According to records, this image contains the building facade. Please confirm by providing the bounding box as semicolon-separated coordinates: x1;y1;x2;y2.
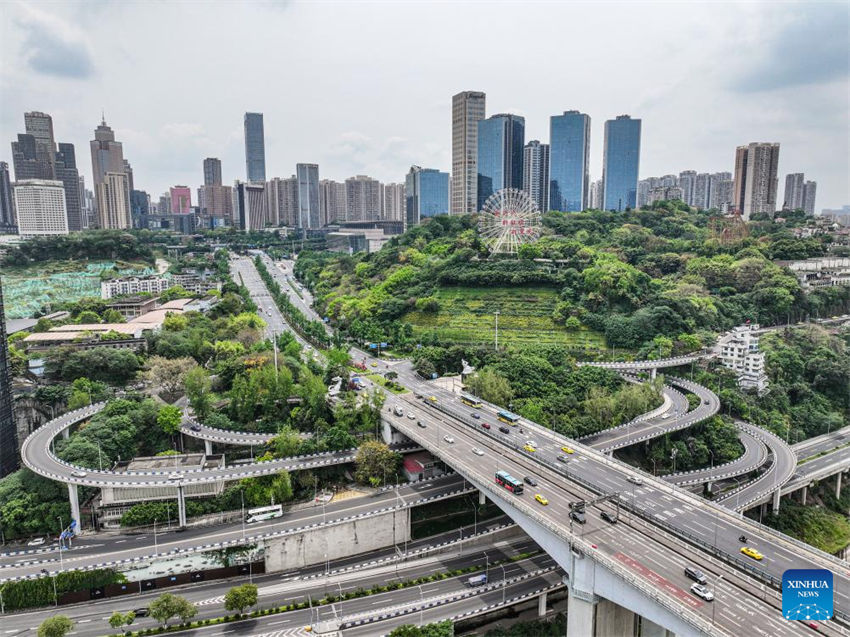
90;118;131;229
319;179;347;225
678;170;696;206
733;142;780;219
523;140;549;213
549;110;590;212
203;157;222;186
647;185;684;205
588;178;603;209
405;166;450;227
602;115;641;211
451;91;486;214
477;113;525;209
382;182;405;222
0;279;17;477
13;180;69;236
0;162;15;230
244;113;266;182
266;176;299;226
708;173;734;212
802;181;817;216
719;324;769;393
170;186;192;214
233;180;267;231
345;175;382;222
783;173;805;210
296;164;321;228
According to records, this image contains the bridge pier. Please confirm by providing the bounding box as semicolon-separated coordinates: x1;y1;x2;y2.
479;491;486;506
650;368;657;381
68;483;81;530
801;485;808;506
772;488;781;514
567;554;599;636
596;598;637;636
538;590;547;617
639;618;675;637
176;485;187;527
62;428;70;440
204;439;213;456
837;473;843;499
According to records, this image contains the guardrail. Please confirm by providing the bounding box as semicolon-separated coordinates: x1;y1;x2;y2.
663;425;769;486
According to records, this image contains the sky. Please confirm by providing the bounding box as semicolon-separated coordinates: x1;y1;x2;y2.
1;0;848;209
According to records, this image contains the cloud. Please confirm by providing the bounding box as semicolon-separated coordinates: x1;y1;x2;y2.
15;4;95;79
731;4;849;92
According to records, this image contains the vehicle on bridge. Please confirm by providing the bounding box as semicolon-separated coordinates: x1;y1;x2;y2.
467;573;488;587
460;393;483;408
247;504;284;523
740;546;763;560
535;493;549;506
497;410;520;425
495;470;524;494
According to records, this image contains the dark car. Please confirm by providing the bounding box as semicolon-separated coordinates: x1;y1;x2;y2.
481;422;491;430
417;420;426;428
133;608;149;617
600;510;618;524
524;476;538;487
189;424;201;432
499;426;510;434
556;454;569;463
569;510;586;525
684;567;707;585
471;412;480;419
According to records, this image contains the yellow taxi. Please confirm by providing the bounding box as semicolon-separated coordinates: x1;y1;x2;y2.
534;494;548;506
523;444;536;453
427;395;438;403
561;446;575;454
740;546;763;561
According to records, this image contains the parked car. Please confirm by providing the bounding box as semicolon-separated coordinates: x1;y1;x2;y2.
133;608;149;617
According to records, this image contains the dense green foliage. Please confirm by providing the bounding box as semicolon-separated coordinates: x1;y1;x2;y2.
0;569;123;611
1;231;155;266
0;468;72;538
45;347;141;385
482;614;566;636
762;482;850;554
149;593;197;626
38;616;73;637
388;621;454;637
224;584;258;614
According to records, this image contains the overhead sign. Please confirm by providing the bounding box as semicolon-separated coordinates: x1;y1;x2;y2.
783;569;833;621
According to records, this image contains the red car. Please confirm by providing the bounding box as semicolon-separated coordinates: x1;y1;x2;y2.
481;423;491;430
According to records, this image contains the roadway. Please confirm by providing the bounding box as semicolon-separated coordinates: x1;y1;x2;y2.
793;426;850;461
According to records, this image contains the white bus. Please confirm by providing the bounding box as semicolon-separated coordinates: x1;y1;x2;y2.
246;504;283;523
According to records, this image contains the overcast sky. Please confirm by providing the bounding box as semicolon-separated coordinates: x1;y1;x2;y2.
1;1;848;209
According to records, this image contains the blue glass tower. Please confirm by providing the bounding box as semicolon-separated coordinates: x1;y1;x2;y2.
602;115;641;211
244;112;266;182
477;114;525;209
549;111;590;212
405;166;449;227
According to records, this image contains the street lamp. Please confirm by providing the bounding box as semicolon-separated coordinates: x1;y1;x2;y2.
240;489;246;539
56;516;64;569
500;563;507;604
153;518;158;554
417;584;425;626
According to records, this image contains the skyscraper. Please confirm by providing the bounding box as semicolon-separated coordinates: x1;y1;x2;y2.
405;166;450;227
266;176;299;226
523;141;550;212
55;143;82;231
296;163;320;228
708;172;733;211
13;180;68;236
549;110;590;212
602;115;641;211
382;183;405;222
345;175;382;222
170;186;192;213
233;180;266;231
477;113;525;209
22;111;56;178
802;181;817;216
319;179;347;225
588;178;603;209
693;173;711;209
783;173;805;210
733;142;779;219
244;113;266;182
204;157;223;186
678;170;696;206
451;91;486;214
0;162;15;230
90;118;131;229
0;278;18;477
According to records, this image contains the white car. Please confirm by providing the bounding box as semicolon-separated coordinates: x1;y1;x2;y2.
407;412;416;419
472;447;484;456
168;472;183;481
443;435;455;444
626;475;643;486
71;470;87;478
690;583;714;601
27;537;46;547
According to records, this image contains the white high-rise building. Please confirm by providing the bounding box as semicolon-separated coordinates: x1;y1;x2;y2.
733;142;780;219
678;171;696;206
266;176;298;226
522;140;549;212
802;181;817;216
451;91;486;214
708;173;733;212
589;178;603;209
382;183;405;221
320;179;347;225
13;179;68;236
345;175;382;222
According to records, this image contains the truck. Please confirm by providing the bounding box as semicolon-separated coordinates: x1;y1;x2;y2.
467;574;488;587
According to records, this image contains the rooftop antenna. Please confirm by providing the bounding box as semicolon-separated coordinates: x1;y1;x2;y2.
101;109;106;126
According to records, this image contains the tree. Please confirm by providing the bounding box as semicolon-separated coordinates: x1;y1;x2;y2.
145;356;196;402
45;347;140;385
157;405;183;437
149;593;197;626
354;440;401;486
108;611;135;631
38;616;73;637
273;426;302;457
184;366;213;421
76;310;101;324
465;369;514;406
159;285;193;302
224;583;258;615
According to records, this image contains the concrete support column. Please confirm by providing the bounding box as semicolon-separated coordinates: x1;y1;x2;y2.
639;617;674;637
650;368;657;381
837;473;843;499
567;555;598;637
538;590;547;617
596;598;636;637
68;483;81;531
772;487;781;514
62;428;70;440
705;481;713;495
177;485;187;527
479;491;486;507
760;502;768;519
204;439;213;456
801;485;808;506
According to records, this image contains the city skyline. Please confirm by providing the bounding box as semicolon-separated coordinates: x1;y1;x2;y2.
0;2;847;209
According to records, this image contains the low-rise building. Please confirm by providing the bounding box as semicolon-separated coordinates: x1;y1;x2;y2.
106;296;158;319
718;323;769;394
402;451;444;482
781;257;850;290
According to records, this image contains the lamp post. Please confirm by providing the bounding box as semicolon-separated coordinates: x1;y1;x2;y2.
153;518;158;554
500;563;507;604
240;490;246;540
417;584;425;626
56;516;64;569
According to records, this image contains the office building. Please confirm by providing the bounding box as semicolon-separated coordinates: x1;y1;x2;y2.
11;112;56;181
732;142;780;219
0;162;15;230
233;180;266;231
13;179;69;236
0;279;18;477
405;166;450;227
451;91;486;214
477;113;525;209
382;183;405;222
678;170;696;206
709;173;733;212
123;159;134;193
80;178;95;229
244;113;266;182
802;181;817;216
784;173;805;210
549;111;590;212
345;175;382;222
589;178;603;209
296;163;320;228
90;118;132;229
203;157;222;186
55;143;82;231
523;140;549;212
320;179;347;225
170;186;191;214
602;115;641;211
130;190;150;217
266;176;299;226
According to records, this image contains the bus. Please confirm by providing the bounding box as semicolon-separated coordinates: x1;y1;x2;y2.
460;393;483;408
246;504;283;524
497;410;520;425
495;470;524;494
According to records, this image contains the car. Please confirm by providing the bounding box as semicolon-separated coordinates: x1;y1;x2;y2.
690;583;714;601
560;446;575;454
481;422;491;430
370;363;378;367
523;444;536;453
600;510;618;524
498;426;510;434
417;420;426;428
27;537;46;546
414;393;423;399
133;608;149;617
168;472;183;481
443;435;455;444
740;546;763;560
71;470;87;478
556;454;569;463
407;412;415;419
471;412;480;419
626;475;643;486
189;423;201;432
472;447;484;456
525;440;538;448
428;396;437;402
524;476;538;487
534;494;549;505
684;567;708;585
569;510;586;524
661;413;670;419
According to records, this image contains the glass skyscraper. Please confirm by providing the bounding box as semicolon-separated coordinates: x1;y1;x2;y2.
296;163;320;229
244;113;266;182
405;166;449;227
602;115;641;212
549;111;590;212
477;114;525;209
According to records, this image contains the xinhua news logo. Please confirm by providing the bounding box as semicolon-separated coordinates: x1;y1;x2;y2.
782;569;833;621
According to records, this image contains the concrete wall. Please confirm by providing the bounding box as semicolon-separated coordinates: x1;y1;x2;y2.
264;507;411;573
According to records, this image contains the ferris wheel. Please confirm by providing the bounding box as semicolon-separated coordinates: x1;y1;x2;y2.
477;188;542;254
